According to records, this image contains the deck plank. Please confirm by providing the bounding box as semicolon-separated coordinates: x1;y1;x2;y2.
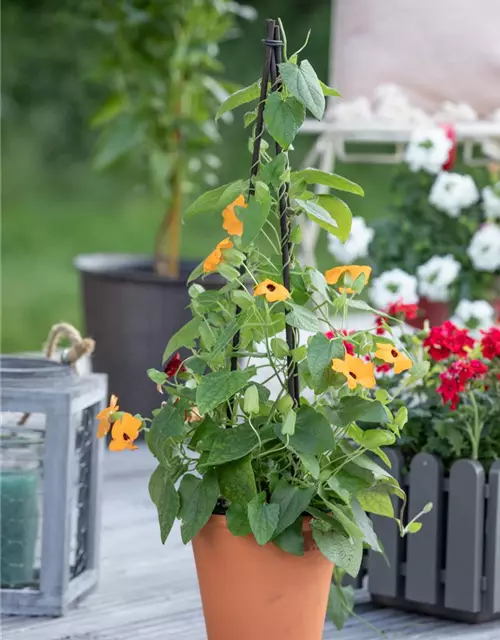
2;446;500;639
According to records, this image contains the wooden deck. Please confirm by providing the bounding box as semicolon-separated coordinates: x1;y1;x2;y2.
3;446;500;640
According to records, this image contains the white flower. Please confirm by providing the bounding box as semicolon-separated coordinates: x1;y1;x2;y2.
369;268;419;310
416;255;461;302
482;184;500;219
451;300;496;334
429;172;479;218
404;128;452;174
467;223;500;272
327;217;374;263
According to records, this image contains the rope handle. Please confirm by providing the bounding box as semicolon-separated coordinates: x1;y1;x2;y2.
17;323;95;426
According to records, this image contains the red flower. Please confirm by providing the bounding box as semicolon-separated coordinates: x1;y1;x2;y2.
423;321;475;362
480;327;500;360
376;363;391;374
164;352;186;378
375;299;419;335
437;358;488;410
325;329;354;355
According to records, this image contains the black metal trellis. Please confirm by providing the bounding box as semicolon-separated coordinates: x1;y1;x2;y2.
230;18;300;407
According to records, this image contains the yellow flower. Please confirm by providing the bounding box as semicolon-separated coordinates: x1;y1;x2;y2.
332;353;375;390
96;394;119;438
109;413;142;452
222;194;247;237
325;265;372;294
253;279;290;302
203;238;233;273
375;343;413;374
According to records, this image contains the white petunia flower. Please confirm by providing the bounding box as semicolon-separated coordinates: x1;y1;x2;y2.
416;255;461;302
369;268;419;310
482;184;500;219
467;223;500;272
429;172;479;218
404;128;453;174
451;299;496;334
327;217;374;263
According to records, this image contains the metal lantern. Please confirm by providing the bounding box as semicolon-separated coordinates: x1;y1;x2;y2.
0;355;107;616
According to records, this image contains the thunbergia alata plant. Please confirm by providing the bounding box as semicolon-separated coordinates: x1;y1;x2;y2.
96;20;427;621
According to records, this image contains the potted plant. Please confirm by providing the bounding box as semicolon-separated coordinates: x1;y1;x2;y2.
367;311;500;622
96;20;427;639
75;0;255;415
326;128;500;330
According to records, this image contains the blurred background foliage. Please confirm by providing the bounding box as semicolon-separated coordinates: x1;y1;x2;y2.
2;0;395;352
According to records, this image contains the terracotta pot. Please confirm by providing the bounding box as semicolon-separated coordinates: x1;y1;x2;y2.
407;297;450;329
192;515;333;640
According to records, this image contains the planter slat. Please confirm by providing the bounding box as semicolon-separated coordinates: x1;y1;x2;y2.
444;459;485;613
368;448;404;598
485;460;500;616
405;453;444;605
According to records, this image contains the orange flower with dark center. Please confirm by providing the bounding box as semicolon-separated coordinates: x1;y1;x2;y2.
222;194;247;237
203;238;233;273
332;353;375;390
253;279;290;302
96;394;119;438
325;265;372;294
109;413;142;452
375;343;413;374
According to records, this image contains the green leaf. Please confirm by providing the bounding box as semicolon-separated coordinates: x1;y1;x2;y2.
264;92;305;148
307;333;344;391
277;406;335;454
91;94;128;128
149;403;185;459
244;110;258;128
351;499;381;551
271;478;315;535
336;397;390;426
407;521;422;534
297;452;320;479
359;429;396;450
240;197;271;248
163;318;202;363
293;169;363;196
196;369;255;414
190;417;220;451
285;303;319;332
216;80;261;120
208;312;248;364
327;470;371;503
273;517;304;556
311;522;363;577
327;582;354;631
317;194;353;242
259;153;287;187
307;268;329;299
321;501;364;541
93;115;145;170
147;368;167;386
226;503;251;536
178;471;219;543
357;488;394;518
184;180;246;219
295;198;342;238
149;466;179;544
204;423;259;466
247;492;280;545
217;455;257;505
231;289;254;309
320;80;342;98
279;60;325;120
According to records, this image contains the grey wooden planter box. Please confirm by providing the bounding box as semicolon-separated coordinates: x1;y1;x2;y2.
367;449;500;623
0;355;107;616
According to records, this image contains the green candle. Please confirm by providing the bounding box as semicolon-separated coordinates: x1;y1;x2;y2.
0;468;39;588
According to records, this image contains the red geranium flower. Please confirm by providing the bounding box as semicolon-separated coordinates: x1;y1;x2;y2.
325;329;354;355
376;363;391;374
437;358;488;410
375;299;419;335
480;327;500;360
164;352;186;378
423;321;475;362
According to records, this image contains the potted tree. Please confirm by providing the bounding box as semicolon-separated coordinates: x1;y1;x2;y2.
96;20;426;639
367;311;500;622
75;0;255;414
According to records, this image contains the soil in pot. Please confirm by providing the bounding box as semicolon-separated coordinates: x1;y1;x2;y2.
75;254;222;416
192;515;333;640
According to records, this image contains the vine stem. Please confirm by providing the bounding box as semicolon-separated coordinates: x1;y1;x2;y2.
469;391;481;461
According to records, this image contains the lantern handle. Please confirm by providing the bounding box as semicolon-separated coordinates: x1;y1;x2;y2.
44;322;95;367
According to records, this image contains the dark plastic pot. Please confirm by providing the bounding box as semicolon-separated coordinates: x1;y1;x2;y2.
75;254;219;416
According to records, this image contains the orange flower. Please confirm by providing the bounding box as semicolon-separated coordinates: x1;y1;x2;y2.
325;265;372;294
253;279;290;302
222;194;247;237
109;413;142;452
332;353;375;390
96;394;119;438
203;238;233;273
375;343;413;374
